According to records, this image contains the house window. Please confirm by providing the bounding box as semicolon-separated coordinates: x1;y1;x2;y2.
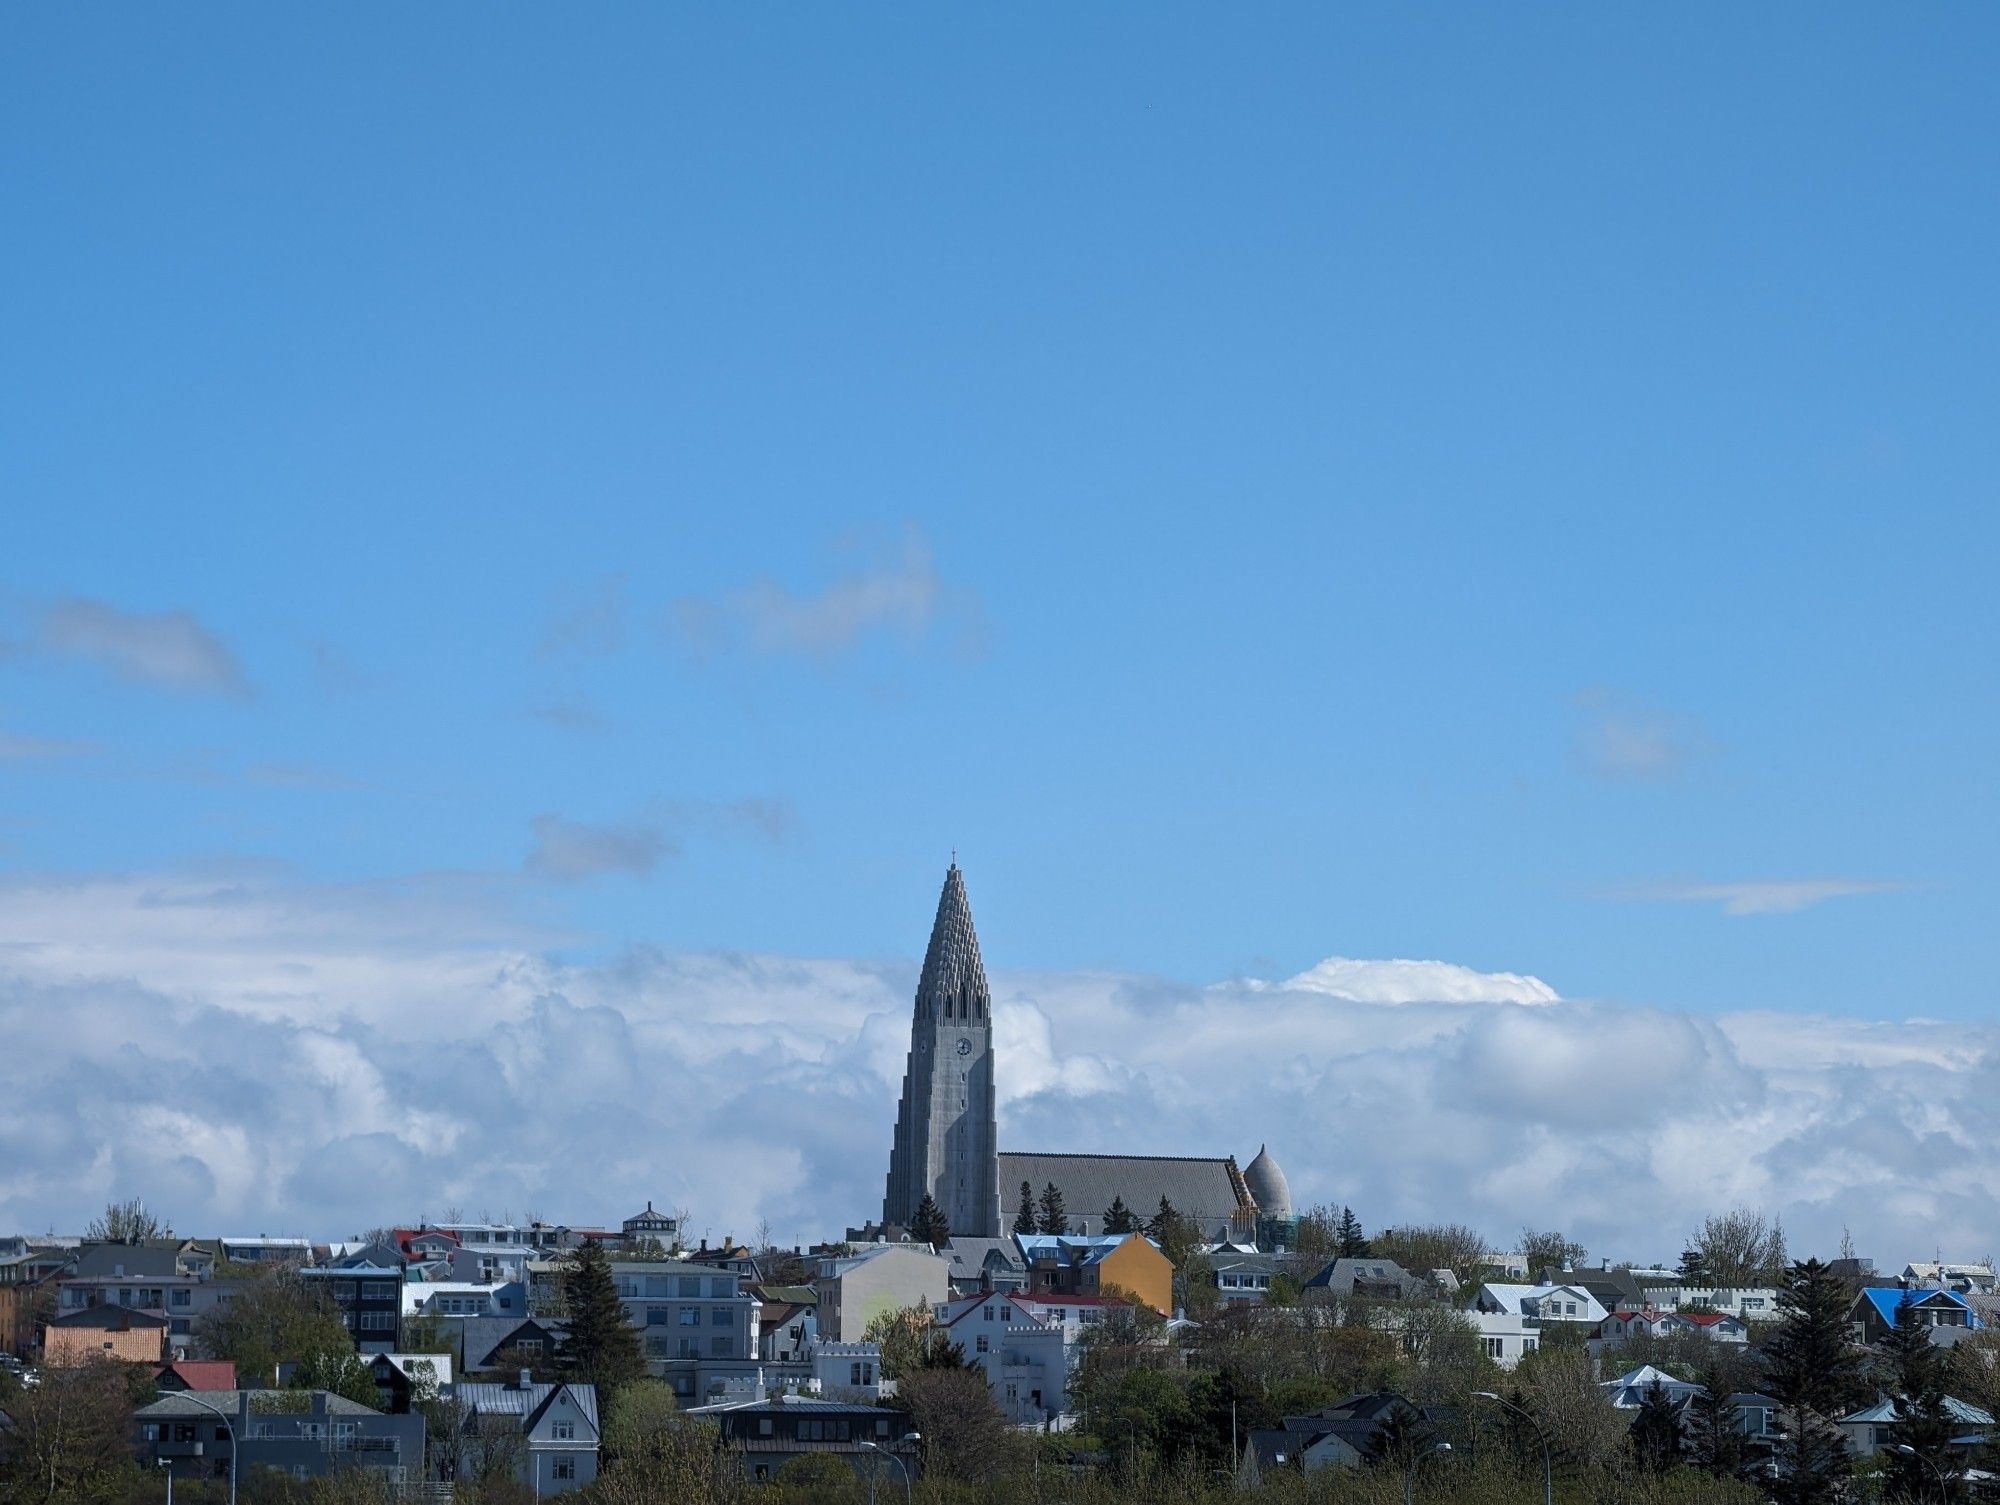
758;1418;773;1437
710;1278;732;1297
646;1309;671;1326
710;1336;729;1355
679;1309;699;1326
552;1459;575;1481
1001;1307;1012;1321
1485;1338;1504;1359
677;1278;702;1297
976;1335;990;1353
983;1306;994;1321
363;1282;398;1300
711;1308;731;1326
360;1312;396;1331
678;1339;697;1358
553;1421;575;1440
170;1289;192;1308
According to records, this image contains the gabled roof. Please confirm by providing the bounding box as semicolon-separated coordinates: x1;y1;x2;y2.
457;1380;600;1436
136;1390;383;1418
50;1303;169;1329
1857;1286;1981;1328
154;1360;238;1390
1841;1395;1994;1426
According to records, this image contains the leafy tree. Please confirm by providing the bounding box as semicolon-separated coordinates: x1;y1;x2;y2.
1372;1223;1488;1286
1336;1206;1370;1258
1884;1298;1956;1503
910;1192;950;1249
1102;1195;1138;1234
1520;1227;1588;1278
1036;1181;1069;1235
1630;1378;1685;1472
598;1378;682;1465
900;1366;1017;1481
1691;1208;1787;1287
399;1310;458;1357
84;1196;169;1244
1765;1258;1865;1505
1012;1181;1037;1236
0;1358;142;1504
561;1239;645;1398
290;1346;382;1407
863;1302;935;1381
194;1265;353;1383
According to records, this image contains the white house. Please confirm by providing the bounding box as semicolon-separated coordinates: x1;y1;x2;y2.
455;1377;601;1495
1469;1309;1541;1369
1469;1283;1608;1328
403;1280;526;1320
1597;1308;1748;1345
1638;1286;1781;1322
1903;1263;1999;1296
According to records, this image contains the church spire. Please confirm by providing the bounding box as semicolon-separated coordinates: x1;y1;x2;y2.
914;860;990;1022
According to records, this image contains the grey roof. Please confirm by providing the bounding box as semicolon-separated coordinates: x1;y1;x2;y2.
940;1237;1023;1282
997;1153;1252;1236
52;1303;168;1328
136;1390;382;1417
461;1315;563;1371
72;1243;184;1279
458;1380;600;1434
689;1396;893;1416
1302;1258;1427;1299
914;863;990;1023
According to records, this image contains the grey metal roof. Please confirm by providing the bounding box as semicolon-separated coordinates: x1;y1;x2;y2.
941;1237;1022;1281
457;1380;600;1434
460;1315;563;1371
136;1390;382;1417
998;1153;1252;1236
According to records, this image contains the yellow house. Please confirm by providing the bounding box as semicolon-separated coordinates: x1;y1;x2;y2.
1018;1233;1174;1315
43;1304;168;1367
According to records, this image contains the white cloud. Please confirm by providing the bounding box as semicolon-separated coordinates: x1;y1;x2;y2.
667;529;965;662
2;867;1997;1263
1270;956;1558;1005
35;596;251;698
1614;878;1907;916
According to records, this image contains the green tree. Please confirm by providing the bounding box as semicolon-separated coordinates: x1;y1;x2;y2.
1102;1195;1137;1234
1520;1227;1587;1278
1336;1206;1370;1258
909;1192;949;1248
862;1302;935;1381
1012;1181;1037;1236
1630;1378;1684;1472
1360;1398;1431;1471
1765;1258;1864;1505
1884;1298;1956;1503
194;1265;353;1383
561;1240;645;1398
1036;1181;1069;1235
1686;1366;1751;1482
290;1345;382;1407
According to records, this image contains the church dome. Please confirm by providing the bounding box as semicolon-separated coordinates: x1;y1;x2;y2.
1244;1144;1291;1220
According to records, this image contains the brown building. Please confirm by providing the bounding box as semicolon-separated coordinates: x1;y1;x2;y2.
44;1303;169;1366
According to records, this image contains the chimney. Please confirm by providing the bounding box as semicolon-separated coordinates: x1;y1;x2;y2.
519;1368;532;1390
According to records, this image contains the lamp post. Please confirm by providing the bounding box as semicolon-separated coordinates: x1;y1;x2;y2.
1473;1392;1550;1505
176;1392;238;1505
860;1431;920;1505
158;1458;173;1505
1404;1439;1452;1505
1891;1443;1952;1504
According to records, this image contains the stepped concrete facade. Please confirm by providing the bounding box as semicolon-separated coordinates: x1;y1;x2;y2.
881;863;1000;1239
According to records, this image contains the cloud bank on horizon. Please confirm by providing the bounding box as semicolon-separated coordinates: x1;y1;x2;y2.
1;866;1992;1264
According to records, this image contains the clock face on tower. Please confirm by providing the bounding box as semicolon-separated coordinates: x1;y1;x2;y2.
956;1037;972;1056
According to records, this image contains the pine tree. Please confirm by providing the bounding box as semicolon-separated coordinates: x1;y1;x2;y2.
1147;1196;1179;1240
1012;1181;1037;1236
1037;1182;1069;1235
1687;1366;1750;1481
911;1193;950;1249
1335;1206;1369;1258
1884;1298;1955;1503
1360;1400;1428;1470
1765;1258;1862;1505
561;1240;645;1398
1630;1378;1684;1473
1102;1195;1136;1235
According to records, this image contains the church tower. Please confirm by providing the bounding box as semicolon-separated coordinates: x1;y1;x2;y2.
882;862;1000;1239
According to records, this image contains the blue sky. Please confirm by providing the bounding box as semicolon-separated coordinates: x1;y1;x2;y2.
6;2;1998;1034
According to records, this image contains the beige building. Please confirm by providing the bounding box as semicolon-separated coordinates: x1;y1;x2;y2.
815;1244;951;1341
44;1304;168;1366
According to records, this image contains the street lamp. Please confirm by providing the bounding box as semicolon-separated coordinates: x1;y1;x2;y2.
1473;1392;1550;1505
1891;1443;1952;1504
860;1431;920;1505
1405;1439;1452;1505
176;1391;238;1505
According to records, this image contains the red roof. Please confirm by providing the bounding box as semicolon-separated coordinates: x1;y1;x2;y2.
1683;1312;1737;1328
393;1227;461;1254
155;1360;238;1390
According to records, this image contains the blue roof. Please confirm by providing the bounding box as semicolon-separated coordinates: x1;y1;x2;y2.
1859;1286;1983;1330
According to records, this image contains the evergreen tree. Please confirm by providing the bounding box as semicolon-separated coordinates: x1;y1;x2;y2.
562;1240;645;1398
910;1193;950;1249
1335;1206;1369;1258
1884;1298;1956;1503
1012;1181;1037;1236
1037;1182;1069;1235
1630;1378;1684;1473
1147;1196;1179;1240
1687;1366;1750;1481
1102;1195;1137;1235
1765;1258;1863;1505
1360;1399;1429;1470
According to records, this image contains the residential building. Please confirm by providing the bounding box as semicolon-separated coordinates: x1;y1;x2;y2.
939;1236;1026;1298
218;1237;312;1265
367;1351;452;1412
53;1271;228;1357
300;1261;404;1354
621;1202;681;1248
1468;1309;1540;1369
1236;1392;1451;1486
133;1389;423;1488
882;862;1001;1239
403;1279;526;1321
44;1304;168;1365
1015;1233;1173;1315
462;1315;566;1377
450;1243;534;1284
1597;1307;1748;1345
0;1244;70;1358
456;1376;601;1495
1601;1364;1704;1410
933;1292;1082;1423
154;1359;237;1391
1638;1285;1782;1322
687;1392;918;1485
815;1244;951;1342
754;1297;817;1362
1300;1258;1430;1304
1903;1262;1999;1296
611;1258;760;1401
1849;1285;1983;1345
1470;1282;1609;1329
1838;1394;1993;1457
1211;1251;1294;1306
